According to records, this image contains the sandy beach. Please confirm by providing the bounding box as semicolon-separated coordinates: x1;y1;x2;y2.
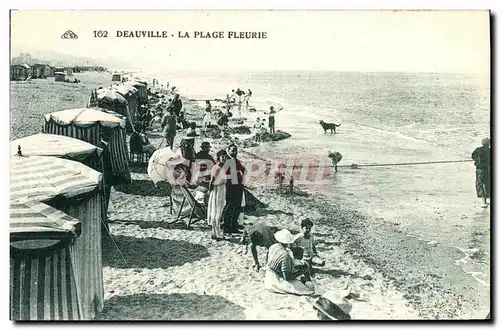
10;71;489;320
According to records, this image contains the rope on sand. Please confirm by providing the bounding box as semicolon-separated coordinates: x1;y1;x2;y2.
335;159;473;169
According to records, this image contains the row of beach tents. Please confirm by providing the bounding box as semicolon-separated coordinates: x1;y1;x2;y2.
9;79;148;320
89;78;149;132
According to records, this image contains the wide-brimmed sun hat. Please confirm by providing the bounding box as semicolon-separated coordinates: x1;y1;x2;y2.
274;229;295;244
313;289;352;320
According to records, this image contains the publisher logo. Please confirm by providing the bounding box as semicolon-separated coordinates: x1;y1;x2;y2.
61;30;78;39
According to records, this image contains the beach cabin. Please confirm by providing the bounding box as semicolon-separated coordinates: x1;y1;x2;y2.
10;155;105;320
30;64;45;79
111;73;123;83
11;64;32;80
54;71;66;82
43;65;54;77
44;107;132;185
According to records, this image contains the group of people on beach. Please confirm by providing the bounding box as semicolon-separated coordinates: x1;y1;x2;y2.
167;124;328;298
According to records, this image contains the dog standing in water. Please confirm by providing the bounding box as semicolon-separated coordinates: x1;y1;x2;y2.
328;151;343;172
319;120;341;135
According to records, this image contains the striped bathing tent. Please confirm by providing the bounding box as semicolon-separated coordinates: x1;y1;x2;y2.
129;79;148;104
10;133;101;171
97;86;137;132
10;199;82;320
10;155;105;320
43;107;131;185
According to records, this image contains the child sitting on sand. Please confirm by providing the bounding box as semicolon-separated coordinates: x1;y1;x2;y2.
292;218;325;268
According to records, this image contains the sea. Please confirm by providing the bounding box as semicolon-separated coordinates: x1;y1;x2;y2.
143;70;491;314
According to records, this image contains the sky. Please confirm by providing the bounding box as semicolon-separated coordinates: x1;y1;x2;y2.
10;10;490;73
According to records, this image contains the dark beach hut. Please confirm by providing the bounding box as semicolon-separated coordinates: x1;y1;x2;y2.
54;72;66;82
31;64;45;79
11;64;30;80
10;155;104;320
43;107;132;185
43;65;54;78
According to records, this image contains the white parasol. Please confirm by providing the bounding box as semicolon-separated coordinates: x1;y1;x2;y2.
147;147;191;186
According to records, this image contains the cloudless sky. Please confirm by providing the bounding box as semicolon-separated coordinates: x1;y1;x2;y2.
10;10;490;73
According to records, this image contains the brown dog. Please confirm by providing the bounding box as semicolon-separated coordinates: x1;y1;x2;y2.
319;120;341;135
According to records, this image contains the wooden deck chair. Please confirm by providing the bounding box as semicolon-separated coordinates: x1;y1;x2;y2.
176;186;207;228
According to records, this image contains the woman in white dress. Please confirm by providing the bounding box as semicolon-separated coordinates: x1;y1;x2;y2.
207;149;228;240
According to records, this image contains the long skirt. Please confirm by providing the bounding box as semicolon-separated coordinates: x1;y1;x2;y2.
207;184;226;238
476;168;490;198
264;270;315;296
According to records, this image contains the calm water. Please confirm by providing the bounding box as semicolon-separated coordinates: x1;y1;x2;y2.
147;70;491;292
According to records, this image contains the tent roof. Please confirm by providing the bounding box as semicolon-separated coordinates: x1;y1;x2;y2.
116;83;138;96
10;155;102;203
97;88;128;104
10;199;81;241
10;133;100;160
44;107;126;128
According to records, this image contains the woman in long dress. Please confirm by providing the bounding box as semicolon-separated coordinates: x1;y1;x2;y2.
207;149;228;240
472;137;491;207
265;229;315;296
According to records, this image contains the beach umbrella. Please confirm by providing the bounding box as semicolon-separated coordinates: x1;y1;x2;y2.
97;88;127;104
10;198;81;242
10;133;100;161
10;154;102;203
147;147;190;185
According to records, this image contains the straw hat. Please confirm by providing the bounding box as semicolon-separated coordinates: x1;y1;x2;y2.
313;289;352;320
274;229;295;244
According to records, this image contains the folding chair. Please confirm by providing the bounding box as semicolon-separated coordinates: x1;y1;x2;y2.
176;186;207;228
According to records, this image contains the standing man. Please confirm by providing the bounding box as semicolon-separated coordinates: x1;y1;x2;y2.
195;142;216;188
472;137;491;207
223;144;246;234
99;129;114;234
267;106;283;135
171;93;183;117
161;109;177;150
245;89;253;110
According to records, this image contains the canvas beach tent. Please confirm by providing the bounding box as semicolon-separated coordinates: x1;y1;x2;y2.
96;87;136;132
128;79;148;105
10;155;105;320
10;199;82;320
43;107;132;185
10;133;101;169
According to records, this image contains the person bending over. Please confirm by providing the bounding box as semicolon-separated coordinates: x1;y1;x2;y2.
239;223;279;272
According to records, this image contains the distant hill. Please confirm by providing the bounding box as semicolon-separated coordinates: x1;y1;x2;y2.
10;48;137;71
